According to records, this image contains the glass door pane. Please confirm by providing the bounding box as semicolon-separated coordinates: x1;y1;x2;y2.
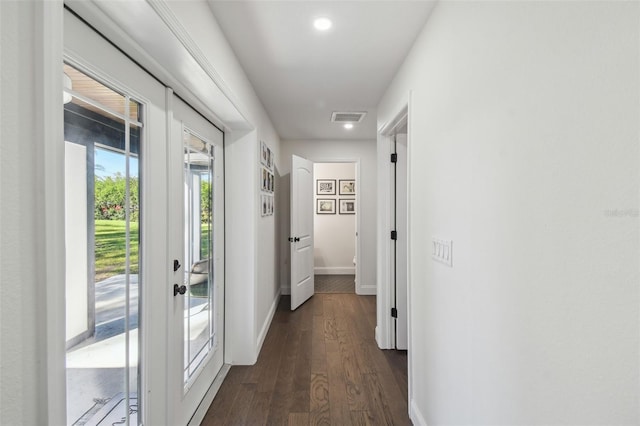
64;63;142;425
183;131;216;384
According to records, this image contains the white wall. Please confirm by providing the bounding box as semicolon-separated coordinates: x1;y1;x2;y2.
280;139;376;295
64;142;88;342
1;1;66;424
313;163;356;275
1;4;43;423
378;1;639;424
256;138;281;356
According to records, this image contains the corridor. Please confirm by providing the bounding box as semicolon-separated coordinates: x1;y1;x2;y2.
202;294;409;425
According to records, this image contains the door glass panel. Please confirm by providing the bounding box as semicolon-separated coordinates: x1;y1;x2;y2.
64;62;141;425
183;130;216;385
64;64;130;123
129;100;141;122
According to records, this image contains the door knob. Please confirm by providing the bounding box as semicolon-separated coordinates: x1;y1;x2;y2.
173;284;187;296
294;237;300;242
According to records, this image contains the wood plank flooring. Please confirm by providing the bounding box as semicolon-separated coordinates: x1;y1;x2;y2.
314;275;355;294
201;294;410;426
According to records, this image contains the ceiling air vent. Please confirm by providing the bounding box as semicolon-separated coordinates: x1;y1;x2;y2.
331;111;367;123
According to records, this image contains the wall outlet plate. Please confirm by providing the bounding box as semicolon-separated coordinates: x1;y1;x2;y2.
431;238;453;267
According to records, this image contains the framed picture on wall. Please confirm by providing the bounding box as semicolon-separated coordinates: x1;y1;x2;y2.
316;179;336;195
339;199;356;214
261;167;268;191
261;194;274;217
339;179;355;196
260;141;268;167
316;199;336;214
261;194;268;217
260;140;274;171
267;147;273;170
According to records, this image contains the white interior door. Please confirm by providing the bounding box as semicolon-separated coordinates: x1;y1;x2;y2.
169;95;225;424
395;134;408;350
290;155;315;310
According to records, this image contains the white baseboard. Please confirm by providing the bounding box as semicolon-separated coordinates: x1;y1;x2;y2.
356;285;376;295
256;289;281;355
188;363;230;426
375;325;392;349
410;399;428;426
314;267;355;275
280;286;290;295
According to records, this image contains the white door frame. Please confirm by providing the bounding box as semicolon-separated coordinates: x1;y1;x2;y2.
377;100;410;349
41;2;67;424
376;99;411;349
376;92;413;403
394;134;409;350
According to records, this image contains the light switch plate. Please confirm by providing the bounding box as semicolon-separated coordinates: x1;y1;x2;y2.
432;238;453;267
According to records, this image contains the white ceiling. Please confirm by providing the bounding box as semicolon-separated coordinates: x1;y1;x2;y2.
207;1;435;141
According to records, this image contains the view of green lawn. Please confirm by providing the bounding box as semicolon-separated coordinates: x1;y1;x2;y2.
95;220;211;281
95;220;139;281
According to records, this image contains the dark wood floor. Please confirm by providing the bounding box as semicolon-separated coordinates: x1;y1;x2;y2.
201;294;410;425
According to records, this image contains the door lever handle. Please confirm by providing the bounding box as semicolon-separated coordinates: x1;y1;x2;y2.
173;284;187;296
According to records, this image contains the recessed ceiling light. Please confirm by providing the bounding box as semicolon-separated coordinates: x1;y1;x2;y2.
344;123;354;130
314;17;332;31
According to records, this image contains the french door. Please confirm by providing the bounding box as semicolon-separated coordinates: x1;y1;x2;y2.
64;9;224;425
168;96;225;425
64;9;168;425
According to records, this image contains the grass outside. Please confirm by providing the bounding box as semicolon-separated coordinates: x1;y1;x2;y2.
95;220;139;281
95;220;211;281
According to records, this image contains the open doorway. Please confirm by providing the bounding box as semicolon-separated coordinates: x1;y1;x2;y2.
313;162;358;293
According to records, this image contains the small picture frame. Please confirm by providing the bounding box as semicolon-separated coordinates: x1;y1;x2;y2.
261;167;269;191
339;179;355;196
260;141;268;167
316;199;336;214
339;199;356;214
260;167;275;193
267;148;273;170
261;194;268;216
316;179;336;195
260;141;274;171
261;194;274;216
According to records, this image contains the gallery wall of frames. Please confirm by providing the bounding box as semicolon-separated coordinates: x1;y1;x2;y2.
259;141;275;217
315;178;356;215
